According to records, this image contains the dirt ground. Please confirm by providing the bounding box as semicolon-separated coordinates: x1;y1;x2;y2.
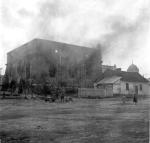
0;97;149;143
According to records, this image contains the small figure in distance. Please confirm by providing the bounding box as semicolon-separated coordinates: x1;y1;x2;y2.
60;87;65;102
122;94;126;104
133;94;138;105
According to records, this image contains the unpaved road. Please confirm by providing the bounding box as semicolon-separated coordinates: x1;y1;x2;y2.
0;97;149;143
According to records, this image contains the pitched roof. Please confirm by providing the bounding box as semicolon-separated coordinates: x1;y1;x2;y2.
103;69;148;83
96;76;121;84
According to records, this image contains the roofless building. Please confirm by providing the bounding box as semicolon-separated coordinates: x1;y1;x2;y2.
5;38;102;88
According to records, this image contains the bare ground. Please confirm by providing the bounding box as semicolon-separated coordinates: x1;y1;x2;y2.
0;97;149;143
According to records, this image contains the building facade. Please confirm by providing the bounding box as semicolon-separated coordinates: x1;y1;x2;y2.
5;38;102;87
101;64;117;73
95;64;149;96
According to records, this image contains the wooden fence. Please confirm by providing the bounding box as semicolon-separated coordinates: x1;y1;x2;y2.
78;88;113;98
78;88;104;98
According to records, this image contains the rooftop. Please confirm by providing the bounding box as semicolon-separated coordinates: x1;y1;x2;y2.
96;76;122;84
102;69;148;83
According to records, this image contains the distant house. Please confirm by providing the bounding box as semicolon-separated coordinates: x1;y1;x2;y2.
95;64;149;96
101;64;117;73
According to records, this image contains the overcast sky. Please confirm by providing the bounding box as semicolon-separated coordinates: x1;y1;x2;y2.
1;0;150;77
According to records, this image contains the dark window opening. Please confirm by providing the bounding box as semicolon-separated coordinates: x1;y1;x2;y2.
140;84;142;91
49;65;56;77
126;83;129;90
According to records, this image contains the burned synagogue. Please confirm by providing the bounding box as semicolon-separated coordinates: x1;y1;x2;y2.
4;38;102;90
1;0;150;142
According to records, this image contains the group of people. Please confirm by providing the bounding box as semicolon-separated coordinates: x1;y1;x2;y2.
43;83;71;103
122;94;138;104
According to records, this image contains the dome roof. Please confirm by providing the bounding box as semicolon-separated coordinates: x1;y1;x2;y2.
127;64;139;73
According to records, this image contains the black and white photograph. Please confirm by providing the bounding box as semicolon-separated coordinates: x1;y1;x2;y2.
0;0;150;142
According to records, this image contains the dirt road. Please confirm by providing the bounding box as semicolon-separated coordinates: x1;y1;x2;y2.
0;97;149;143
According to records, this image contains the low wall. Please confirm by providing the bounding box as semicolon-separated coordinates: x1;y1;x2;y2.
78;88;105;98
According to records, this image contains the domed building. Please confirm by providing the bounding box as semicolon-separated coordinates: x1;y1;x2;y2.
127;64;139;73
94;63;149;97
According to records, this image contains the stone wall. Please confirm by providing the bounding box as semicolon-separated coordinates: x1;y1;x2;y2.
5;39;102;87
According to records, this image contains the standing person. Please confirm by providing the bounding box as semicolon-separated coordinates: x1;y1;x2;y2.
122;95;126;104
43;82;48;97
133;94;138;104
10;79;17;95
133;86;138;105
60;88;65;102
55;87;59;100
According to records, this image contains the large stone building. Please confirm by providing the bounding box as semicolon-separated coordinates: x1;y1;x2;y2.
5;38;102;87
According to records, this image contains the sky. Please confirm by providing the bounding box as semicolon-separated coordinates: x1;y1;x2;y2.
1;0;150;77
